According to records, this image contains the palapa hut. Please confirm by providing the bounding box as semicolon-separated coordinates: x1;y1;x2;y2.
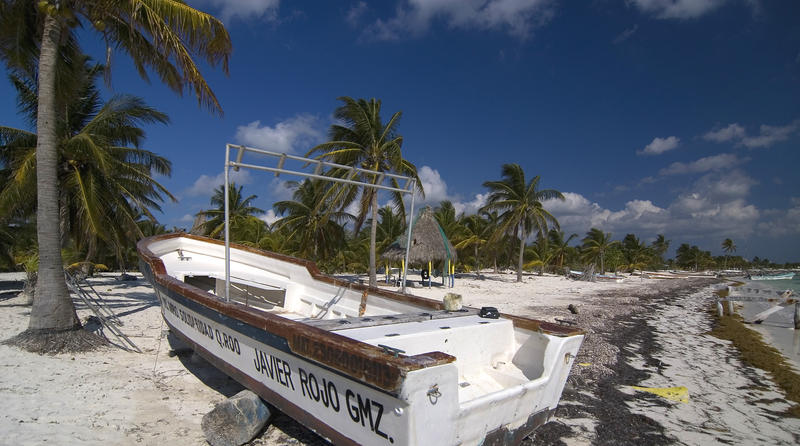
381;207;456;287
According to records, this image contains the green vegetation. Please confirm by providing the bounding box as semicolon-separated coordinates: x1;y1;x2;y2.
710;288;800;417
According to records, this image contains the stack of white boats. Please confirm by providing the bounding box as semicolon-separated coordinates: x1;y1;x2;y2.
138;233;585;446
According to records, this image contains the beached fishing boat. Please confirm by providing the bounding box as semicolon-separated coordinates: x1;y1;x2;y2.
137;233;584;446
594;274;625;283
748;272;795;281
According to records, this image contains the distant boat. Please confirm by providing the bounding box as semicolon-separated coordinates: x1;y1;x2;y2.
748;272;795;281
594;274;625;283
138;233;585;446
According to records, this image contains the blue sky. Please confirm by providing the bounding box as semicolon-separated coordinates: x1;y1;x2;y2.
1;0;799;262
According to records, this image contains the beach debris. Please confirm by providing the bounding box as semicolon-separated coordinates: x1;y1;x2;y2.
568;304;579;314
443;292;463;311
578;362;591;367
631;385;689;403
201;390;272;446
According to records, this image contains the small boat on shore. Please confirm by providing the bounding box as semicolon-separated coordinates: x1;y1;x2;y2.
748;272;795;281
137;233;584;446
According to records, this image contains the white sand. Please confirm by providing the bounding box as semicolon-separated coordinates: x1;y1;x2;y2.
1;272;798;445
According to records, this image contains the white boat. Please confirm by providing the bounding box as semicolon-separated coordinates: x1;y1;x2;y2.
748;272;795;281
594;274;625;283
138;233;584;445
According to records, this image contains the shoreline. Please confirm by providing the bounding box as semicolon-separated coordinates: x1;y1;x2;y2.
2;272;800;444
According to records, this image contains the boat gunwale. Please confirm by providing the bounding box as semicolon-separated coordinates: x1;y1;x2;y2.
137;233;584;393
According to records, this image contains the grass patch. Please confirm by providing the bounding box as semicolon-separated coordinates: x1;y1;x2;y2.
709;287;800;417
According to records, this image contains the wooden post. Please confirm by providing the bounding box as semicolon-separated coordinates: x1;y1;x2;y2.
428;261;432;288
727;300;734;315
717;301;724;317
794;302;800;330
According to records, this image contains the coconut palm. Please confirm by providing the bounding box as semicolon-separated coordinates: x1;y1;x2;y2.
722;238;736;269
548;229;577;270
375;205;406;253
434;201;464;242
195;183;263;240
581;228;619;274
0;0;231;351
1;59;175;268
307;97;423;286
273;179;353;262
454;213;490;277
620;234;652;272
650;234;670;267
481;164;564;282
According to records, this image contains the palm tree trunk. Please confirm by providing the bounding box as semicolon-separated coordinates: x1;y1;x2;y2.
368;191;378;287
600;252;605;274
29;14;81;332
517;226;525;282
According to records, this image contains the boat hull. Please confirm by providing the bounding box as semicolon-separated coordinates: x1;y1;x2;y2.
138;234;583;445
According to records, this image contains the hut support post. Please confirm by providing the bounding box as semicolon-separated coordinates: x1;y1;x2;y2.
428;261;432;288
794;303;799;330
401;188;416;293
443;260;447;286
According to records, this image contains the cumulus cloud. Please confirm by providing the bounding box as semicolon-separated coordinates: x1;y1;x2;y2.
235;114;323;154
702;120;799;149
543;170;763;245
194;0;280;23
259;209;280;226
628;0;728;19
185;170;253;197
637;136;680;155
659;153;747;175
363;0;557;41
406;165;487;216
757;198;800;236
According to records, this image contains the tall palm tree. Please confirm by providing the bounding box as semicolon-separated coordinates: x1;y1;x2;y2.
481;164;564;282
195;183;263;240
273;179;353;262
721;238;736;269
454;213;490;277
1;59;175;266
0;0;231;351
620;233;652;272
375;205;406;253
650;234;670;267
307;97;423;286
548;229;577;271
581;228;619;274
433;201;464;241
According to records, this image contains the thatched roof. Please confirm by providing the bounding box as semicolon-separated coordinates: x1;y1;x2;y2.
381;207;456;264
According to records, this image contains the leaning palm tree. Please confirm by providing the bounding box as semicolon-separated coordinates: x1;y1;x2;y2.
195;183;263;240
0;59;175;268
307;97;423;286
481;164;564;282
0;0;231;352
581;228;619;274
721;238;736;269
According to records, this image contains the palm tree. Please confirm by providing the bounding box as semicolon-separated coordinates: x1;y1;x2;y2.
195;183;263;240
1;59;175;267
433;201;464;241
650;234;670;268
722;238;736;270
481;164;564;282
375;205;406;253
0;0;231;351
581;228;619;274
454;213;490;277
620;234;652;272
273;179;353;262
548;229;577;271
307;97;423;286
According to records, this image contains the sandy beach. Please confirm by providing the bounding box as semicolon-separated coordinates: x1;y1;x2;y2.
1;271;799;445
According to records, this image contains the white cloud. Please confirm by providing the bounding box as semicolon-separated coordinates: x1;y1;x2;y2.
346;1;368;25
185;170;253;197
613;24;639;44
628;0;728;19
194;0;280;23
659;153;747;175
179;214;195;223
364;0;556;41
235;114;323;154
637;136;680;155
259;209;280;226
418;165;450;204
702;123;746;143
702;120;799;149
757;198;800;236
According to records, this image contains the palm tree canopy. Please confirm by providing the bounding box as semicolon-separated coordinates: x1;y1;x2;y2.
195;183;263;239
0;57;174;258
481;163;564;240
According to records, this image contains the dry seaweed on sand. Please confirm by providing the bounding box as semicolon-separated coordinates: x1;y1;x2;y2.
2;326;108;354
